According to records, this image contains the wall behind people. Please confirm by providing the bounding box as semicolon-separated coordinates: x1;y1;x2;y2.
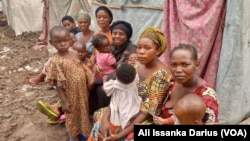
91;0;165;44
216;0;250;124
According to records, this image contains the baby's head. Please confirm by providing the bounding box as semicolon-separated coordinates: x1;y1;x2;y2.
128;53;138;65
72;41;87;62
49;25;70;53
116;63;136;84
92;33;110;53
173;94;206;125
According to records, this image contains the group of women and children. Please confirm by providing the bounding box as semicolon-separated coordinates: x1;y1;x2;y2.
27;5;219;141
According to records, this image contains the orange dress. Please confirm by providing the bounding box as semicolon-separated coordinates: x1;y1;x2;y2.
94;29;113;43
45;54;94;137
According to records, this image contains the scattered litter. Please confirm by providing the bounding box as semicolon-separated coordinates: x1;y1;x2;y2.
0;46;10;54
24;65;39;72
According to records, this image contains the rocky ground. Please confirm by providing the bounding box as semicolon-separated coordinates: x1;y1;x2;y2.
0;12;68;141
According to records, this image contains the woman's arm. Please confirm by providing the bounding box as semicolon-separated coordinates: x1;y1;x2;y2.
153;115;175;125
105;111;149;141
99;107;112;138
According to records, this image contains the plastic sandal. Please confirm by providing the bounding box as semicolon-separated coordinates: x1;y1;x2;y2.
36;101;59;120
47;117;59;125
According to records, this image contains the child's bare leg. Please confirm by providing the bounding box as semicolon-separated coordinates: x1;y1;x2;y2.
28;73;46;85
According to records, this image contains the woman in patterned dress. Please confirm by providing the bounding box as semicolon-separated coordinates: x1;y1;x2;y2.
87;27;172;141
153;43;219;125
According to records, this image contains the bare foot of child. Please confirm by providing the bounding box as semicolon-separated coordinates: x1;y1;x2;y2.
28;73;46;85
44;103;61;116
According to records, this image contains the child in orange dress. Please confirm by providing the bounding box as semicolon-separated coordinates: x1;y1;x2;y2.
45;25;94;141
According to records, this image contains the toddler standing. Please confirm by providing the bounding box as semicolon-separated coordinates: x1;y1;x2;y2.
45;25;93;141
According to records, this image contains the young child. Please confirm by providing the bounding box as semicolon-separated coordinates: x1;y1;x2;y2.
72;41;94;71
37;40;95;124
91;33;117;79
173;93;206;125
127;53;138;66
28;31;78;85
45;25;93;141
88;63;141;141
28;15;79;85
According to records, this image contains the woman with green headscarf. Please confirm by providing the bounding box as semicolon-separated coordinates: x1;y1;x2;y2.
87;27;172;141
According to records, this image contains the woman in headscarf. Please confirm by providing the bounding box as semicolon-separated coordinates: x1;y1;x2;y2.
110;20;136;63
75;10;95;57
88;27;172;141
89;20;137;115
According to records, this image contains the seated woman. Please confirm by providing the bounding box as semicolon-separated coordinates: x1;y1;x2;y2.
89;20;137;114
61;15;81;35
153;43;219;125
87;27;172;141
75;10;95;58
93;6;113;43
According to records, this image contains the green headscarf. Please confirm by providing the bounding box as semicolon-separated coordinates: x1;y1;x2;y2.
140;27;167;57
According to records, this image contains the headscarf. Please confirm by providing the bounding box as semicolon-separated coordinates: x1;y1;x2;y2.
110;20;133;40
95;6;113;24
76;9;91;24
140;27;167;57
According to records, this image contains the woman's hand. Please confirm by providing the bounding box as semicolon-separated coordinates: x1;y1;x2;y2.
153;115;165;125
99;119;111;139
104;134;119;141
93;64;102;75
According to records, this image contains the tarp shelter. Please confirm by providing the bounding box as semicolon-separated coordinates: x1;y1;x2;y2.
2;0;250;124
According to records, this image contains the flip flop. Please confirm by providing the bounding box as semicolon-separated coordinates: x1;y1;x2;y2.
36;101;58;119
47;118;59;125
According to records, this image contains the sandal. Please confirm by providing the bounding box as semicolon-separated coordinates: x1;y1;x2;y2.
47;117;59;125
36;101;59;119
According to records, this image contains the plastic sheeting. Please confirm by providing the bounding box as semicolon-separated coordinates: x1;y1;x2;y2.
48;0;94;30
216;0;250;124
90;0;164;43
2;0;93;36
2;0;43;36
3;0;164;44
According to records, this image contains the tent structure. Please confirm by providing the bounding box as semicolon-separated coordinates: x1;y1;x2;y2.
2;0;250;124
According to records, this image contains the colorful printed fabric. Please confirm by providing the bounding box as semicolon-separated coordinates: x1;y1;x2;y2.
162;80;219;124
138;69;172;117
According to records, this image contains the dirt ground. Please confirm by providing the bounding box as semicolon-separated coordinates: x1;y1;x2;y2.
0;12;68;141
